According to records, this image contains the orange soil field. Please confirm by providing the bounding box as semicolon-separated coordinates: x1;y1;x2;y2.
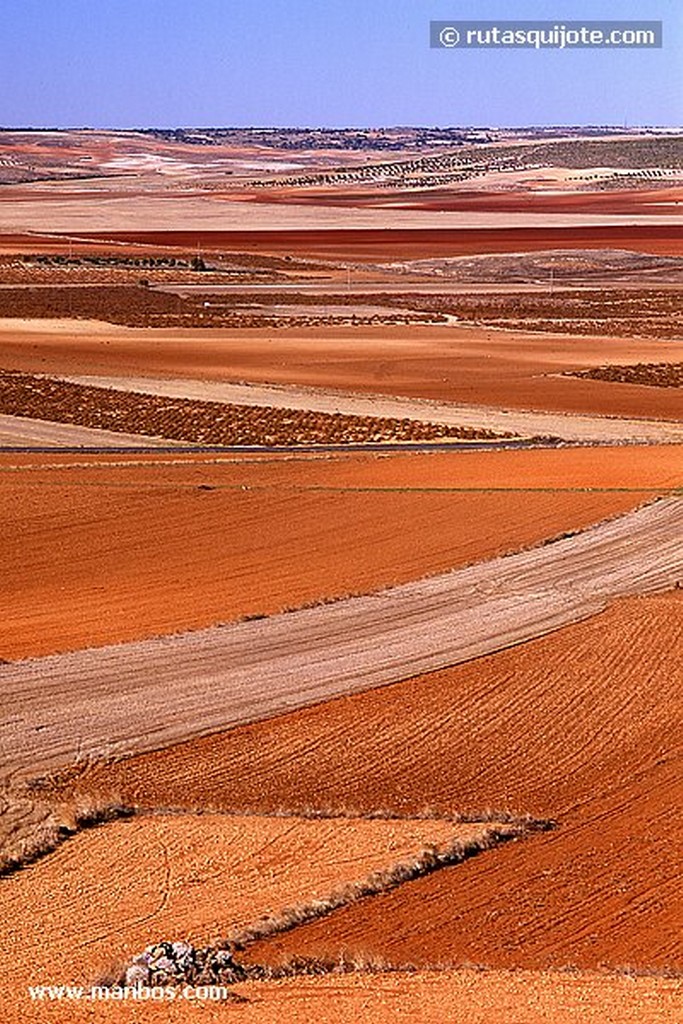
180;971;683;1024
64;593;682;972
0;452;658;659
2;319;683;421
11;968;683;1024
6;441;681;487
0;813;480;1023
74;225;683;259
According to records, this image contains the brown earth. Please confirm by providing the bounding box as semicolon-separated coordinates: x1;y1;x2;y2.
60;592;682;972
568;361;683;388
242;185;683;215
5;498;680;795
56;373;683;443
183;971;683;1023
13;968;683;1024
2;318;683;422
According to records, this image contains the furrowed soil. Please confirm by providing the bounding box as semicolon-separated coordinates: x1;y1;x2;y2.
2;317;683;422
567;361;683;388
0;813;486;1023
0;369;506;447
4;499;680;789
0;451;656;660
61;592;683;972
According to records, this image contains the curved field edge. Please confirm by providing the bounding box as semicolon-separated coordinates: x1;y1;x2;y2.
2;455;653;660
0;369;516;446
1;497;681;791
0;812;549;1018
56;371;683;443
48;591;682;972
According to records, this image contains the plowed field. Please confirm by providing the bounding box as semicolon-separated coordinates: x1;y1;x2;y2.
62;592;682;972
568;361;683;388
4;501;681;789
56;372;683;444
216;971;683;1023
14;969;683;1024
74;225;683;259
1;455;650;659
0;369;506;446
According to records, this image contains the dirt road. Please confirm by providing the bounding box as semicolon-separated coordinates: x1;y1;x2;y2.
2;497;681;784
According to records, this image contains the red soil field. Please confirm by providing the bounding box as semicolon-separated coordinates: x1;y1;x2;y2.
251;758;681;972
5;441;681;490
241;186;683;216
0;453;650;659
65;593;682;971
10;968;682;1024
72;224;683;259
2;319;683;421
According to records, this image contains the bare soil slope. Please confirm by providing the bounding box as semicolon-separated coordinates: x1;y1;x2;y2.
2;318;682;422
65;593;682;972
3;500;681;787
0;453;649;660
218;971;683;1024
0;814;480;1022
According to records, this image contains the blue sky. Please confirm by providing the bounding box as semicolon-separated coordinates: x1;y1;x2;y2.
1;0;680;127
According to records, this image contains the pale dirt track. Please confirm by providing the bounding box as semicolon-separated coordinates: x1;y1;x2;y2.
59;374;683;444
1;456;646;659
2;498;682;784
3;318;683;423
68;592;683;972
0;413;177;449
0;813;480;1021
